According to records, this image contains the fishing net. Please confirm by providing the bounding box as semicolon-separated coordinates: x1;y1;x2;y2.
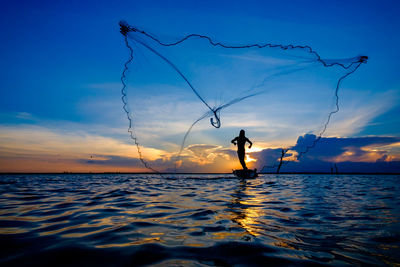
119;21;367;173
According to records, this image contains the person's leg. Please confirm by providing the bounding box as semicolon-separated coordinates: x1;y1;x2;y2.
238;150;247;169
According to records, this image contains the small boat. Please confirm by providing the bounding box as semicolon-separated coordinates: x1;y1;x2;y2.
233;169;258;179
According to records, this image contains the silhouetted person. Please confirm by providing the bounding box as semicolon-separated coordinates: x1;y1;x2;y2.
231;130;252;170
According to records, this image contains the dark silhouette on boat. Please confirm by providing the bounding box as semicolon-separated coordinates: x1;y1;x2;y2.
231;130;258;178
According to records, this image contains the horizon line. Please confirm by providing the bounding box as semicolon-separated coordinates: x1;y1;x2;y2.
0;172;399;175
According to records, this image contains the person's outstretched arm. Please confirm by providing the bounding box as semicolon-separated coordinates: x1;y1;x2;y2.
231;137;238;145
247;138;252;149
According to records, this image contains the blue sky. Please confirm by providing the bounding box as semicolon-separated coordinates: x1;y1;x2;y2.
0;0;399;172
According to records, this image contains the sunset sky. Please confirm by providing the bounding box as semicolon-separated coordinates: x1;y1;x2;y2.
1;0;399;173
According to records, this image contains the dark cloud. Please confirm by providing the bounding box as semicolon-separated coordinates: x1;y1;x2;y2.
292;134;400;158
80;155;143;167
253;134;400;173
251;148;290;168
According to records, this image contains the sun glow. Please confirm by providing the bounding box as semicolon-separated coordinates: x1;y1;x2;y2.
245;154;257;163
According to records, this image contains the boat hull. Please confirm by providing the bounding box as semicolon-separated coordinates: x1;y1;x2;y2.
233;169;258;179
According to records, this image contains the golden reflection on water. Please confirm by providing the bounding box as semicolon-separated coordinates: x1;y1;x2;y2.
95;236;162;248
228;179;268;238
0;227;28;234
211;231;247;240
227;178;307;251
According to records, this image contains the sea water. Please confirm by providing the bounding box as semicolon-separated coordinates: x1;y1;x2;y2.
0;174;399;266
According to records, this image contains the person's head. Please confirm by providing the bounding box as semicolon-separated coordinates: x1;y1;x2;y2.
239;129;245;137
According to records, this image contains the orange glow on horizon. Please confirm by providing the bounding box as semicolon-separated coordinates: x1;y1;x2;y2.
245;154;257;163
2;125;400;173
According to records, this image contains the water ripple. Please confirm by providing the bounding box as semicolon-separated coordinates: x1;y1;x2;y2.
0;174;399;266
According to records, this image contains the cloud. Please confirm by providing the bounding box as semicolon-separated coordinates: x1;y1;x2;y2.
1;122;399;173
77;79;399;156
253;134;400;173
221;53;297;66
323;90;398;136
0;125;170;172
74;145;240;173
78;155;144;167
15;112;34;120
184;144;235;165
0;124;240;173
78;144;244;173
1;82;398;173
292;134;400;161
